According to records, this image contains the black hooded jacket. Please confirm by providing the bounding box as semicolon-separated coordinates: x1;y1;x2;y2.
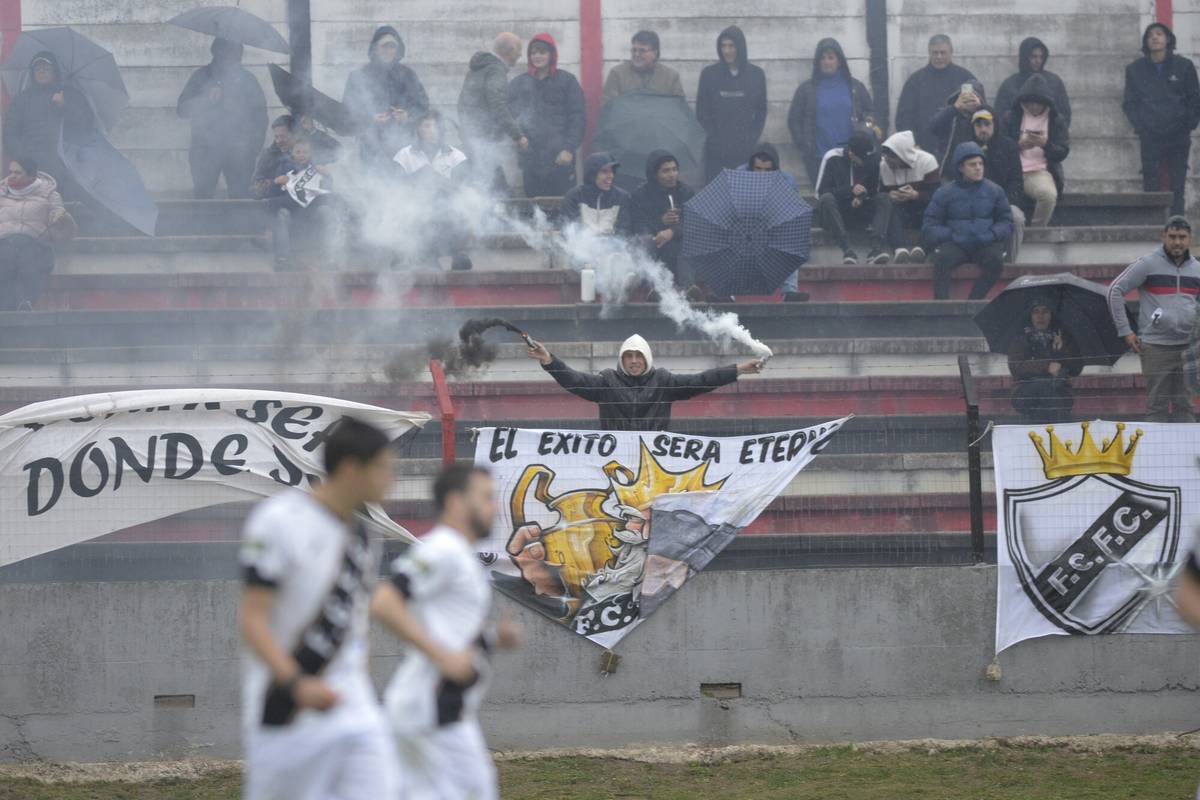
507;34;586;169
1000;73;1071;196
925;79;988;176
787;39;874;161
994;38;1072;127
815;142;880;202
3;51;96;181
560;152;633;233
176;40;268;152
630;150;695;266
695;26;768;170
1123;24;1200;139
459;51;522;142
342;26;429;158
895;59;978;150
971;111;1025;207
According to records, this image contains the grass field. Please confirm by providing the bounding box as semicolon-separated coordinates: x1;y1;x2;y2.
1;744;1198;800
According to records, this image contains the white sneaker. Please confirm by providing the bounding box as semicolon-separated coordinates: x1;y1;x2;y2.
909;246;926;263
893;248;911;264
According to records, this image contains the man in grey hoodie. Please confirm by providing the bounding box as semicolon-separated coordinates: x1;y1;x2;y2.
1108;216;1200;421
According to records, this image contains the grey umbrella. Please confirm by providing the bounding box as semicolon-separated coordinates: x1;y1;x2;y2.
169;6;290;54
1;27;128;132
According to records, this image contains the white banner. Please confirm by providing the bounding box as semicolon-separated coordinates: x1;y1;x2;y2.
994;420;1195;653
0;389;430;567
474;419;848;648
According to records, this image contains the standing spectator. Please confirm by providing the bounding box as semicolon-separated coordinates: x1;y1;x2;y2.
926;79;986;177
696;26;767;182
1008;297;1081;422
268;137;338;271
507;33;586;198
970;108;1026;262
994;37;1072;128
1108;216;1200;422
253;115;295;199
0;156;76;310
787;38;875;186
1122;23;1200;216
895;35;979;150
394;111;473;271
343;26;429;171
922;142;1012;300
458;32;526;193
743;144;809;302
3;52;97;199
176;39;267;199
559;152;633;235
875;130;941;264
631;150;695;289
1001;73;1069;227
524;334;764;431
602;31;685;103
811;130;880;265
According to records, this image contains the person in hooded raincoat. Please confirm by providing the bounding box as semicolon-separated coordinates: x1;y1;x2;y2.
3;51;97;200
176;39;268;199
1001;72;1070;227
787;38;875;186
525;333;764;431
1007;295;1081;423
994;37;1072;128
631;150;696;288
507;33;585;198
874;130;941;264
695;26;767;182
559;152;633;236
895;34;979;151
342;25;429;170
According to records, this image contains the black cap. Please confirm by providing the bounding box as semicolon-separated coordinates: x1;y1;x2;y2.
1166;215;1192;232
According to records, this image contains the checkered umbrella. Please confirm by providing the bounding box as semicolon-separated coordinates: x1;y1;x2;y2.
681;169;811;296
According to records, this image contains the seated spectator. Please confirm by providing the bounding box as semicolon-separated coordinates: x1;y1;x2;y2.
875;131;940;264
923;142;1012;300
743;144;808;302
787;37;875;186
895;34;980;150
1001;73;1069;227
696;26;767;182
268;137;339;271
1008;297;1080;422
969;108;1026;262
524;334;763;431
560;152;632;236
0;156;76;310
508;33;586;198
602;31;685;103
631;150;695;291
254;115;295;199
342;26;429;170
176;39;267;199
394;111;473;271
926;79;986;177
812;130;880;265
2;52;97;200
995;37;1072;128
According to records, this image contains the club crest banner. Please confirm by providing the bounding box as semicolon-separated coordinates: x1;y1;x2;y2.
994;420;1194;653
474;419;848;648
0;389;430;567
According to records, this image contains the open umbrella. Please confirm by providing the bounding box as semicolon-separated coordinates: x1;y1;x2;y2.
592;92;706;192
268;63;354;135
61;133;158;236
1;27;128;132
973;272;1130;368
681;169;812;296
169;6;290;54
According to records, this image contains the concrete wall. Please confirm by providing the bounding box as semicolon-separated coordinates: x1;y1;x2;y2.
2;565;1197;762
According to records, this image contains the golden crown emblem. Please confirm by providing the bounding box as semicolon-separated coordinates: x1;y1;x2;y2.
1029;421;1142;480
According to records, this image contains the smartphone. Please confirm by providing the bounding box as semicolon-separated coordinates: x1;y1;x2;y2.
961;82;974;95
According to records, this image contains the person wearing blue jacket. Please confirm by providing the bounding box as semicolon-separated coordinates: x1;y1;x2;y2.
923;142;1012;300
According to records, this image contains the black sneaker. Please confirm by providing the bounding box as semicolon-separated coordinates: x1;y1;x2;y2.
451;254;473;271
867;249;890;265
783;291;811;302
842;249;859;265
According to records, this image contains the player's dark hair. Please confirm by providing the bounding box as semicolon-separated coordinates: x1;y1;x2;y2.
322;417;390;475
433;464;491;511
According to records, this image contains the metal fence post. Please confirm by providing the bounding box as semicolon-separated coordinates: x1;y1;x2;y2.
958;355;985;563
429;359;456;467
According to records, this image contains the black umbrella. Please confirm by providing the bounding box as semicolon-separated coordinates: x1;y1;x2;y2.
169;6;290;54
61;133;158;236
1;27;128;132
592;92;706;192
268;64;354;135
973;272;1129;368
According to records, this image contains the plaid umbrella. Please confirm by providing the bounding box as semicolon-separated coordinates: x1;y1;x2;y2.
681;169;812;295
973;272;1129;368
